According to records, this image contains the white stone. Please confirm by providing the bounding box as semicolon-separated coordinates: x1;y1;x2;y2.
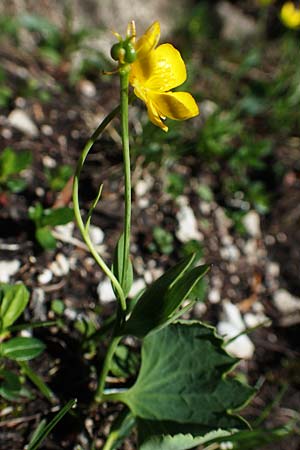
0;260;20;282
43;155;56;168
64;307;77;321
138;197;149;209
88;225;104;245
193;302;207;318
273;289;300;314
176;196;203;243
8;109;39;137
135;179;150;197
208;288;221;304
41;124;53;136
243;239;257;258
220;244;240;261
55;223;74;240
31;288;46;320
266;261;280;278
49;253;70;277
242;210;261;238
244;312;270;328
129;278;146;298
97;279;115;304
38;268;53;285
217;300;255;359
79;79;96;98
199;100;218;119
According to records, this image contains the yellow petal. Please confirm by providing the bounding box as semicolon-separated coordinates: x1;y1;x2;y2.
135;21;160;59
280;2;300;28
146;98;168;132
149;91;199;121
130;43;187;92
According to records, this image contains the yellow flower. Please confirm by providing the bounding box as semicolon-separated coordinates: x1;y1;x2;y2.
280;2;300;29
129;21;199;132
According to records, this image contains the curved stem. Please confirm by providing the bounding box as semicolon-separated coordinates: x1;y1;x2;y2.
120;68;131;285
72;105;126;311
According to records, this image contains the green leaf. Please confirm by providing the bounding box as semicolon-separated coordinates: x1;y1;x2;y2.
26;399;77;450
112;233;133;298
0;147;32;181
110;344;140;378
36;227;57;250
138;425;232;450
119;322;255;429
41;207;74;227
122;255;209;337
6;178;28;193
0;283;30;332
105;409;136;450
0;336;45;361
0;368;22;401
28;203;44;225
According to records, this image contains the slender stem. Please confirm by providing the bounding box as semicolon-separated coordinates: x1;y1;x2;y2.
95;67;132;403
72;105;126;311
120;68;131;285
95;335;121;402
18;361;55;402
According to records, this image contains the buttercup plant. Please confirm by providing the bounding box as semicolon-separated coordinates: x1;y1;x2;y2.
70;20;256;450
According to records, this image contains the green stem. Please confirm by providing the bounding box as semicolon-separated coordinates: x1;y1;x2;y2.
18;361;54;402
95;335;121;402
72;105;126;311
120;68;131;286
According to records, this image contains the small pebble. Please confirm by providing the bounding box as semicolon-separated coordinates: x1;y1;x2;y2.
38;268;53;285
41;124;53;136
129;278;146;298
8;109;39;137
79;79;96;98
176;196;203;243
0;259;21;282
242;210;261;238
217;300;255;359
89;225;104;245
208;288;221;304
97;279;115;304
273;289;300;314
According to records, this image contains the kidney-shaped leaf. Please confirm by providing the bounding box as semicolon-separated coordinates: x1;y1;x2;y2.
0;283;30;332
119;321;255;429
0;336;45;361
122;255;209;337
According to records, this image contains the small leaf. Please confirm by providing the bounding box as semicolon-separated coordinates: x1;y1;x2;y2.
41;207;73;227
0;368;22;401
0;283;30;332
0;336;45;361
112;233;133;298
28;202;44;225
110;344;140;378
122;255;209;337
36;227;57;250
0;147;32;180
119;321;255;429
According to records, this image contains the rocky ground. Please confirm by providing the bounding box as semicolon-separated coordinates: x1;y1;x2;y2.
1;2;300;449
